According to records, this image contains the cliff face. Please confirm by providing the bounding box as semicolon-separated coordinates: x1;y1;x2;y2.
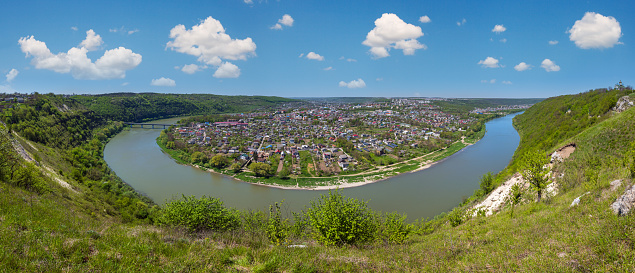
613;95;634;113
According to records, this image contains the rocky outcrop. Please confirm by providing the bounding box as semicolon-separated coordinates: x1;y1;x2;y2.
613;96;634;113
612;184;635;216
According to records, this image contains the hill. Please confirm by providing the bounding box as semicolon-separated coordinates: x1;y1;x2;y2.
1;89;634;271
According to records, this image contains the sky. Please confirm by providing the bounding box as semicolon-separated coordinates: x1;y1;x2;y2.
0;0;632;98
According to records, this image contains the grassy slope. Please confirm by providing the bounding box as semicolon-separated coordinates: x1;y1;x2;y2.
2;92;635;271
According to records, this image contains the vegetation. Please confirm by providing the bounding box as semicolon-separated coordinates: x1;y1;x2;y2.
3;88;635;271
521;149;551;201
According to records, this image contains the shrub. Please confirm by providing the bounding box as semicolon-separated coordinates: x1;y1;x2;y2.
306;190;378;246
448;208;465;227
266;202;289;245
159;195;240;232
380;212;413;244
479;172;494;195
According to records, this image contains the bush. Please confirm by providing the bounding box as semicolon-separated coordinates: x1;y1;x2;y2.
380;212;413;244
159;195;240;232
479;172;494;195
266;202;289;245
306;190;378;246
448;208;465;227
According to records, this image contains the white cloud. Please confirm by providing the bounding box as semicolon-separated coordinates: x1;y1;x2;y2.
167;16;256;79
569;12;622;49
182;63;206;74
500;38;507;43
71;26;78;31
339;78;366;88
151;77;176;86
18;31;142;80
128;29;139;35
419;15;431;23
244;0;253;3
502;80;512;85
457;18;466;26
270;23;283;30
121;82;129;86
490;79;496;84
306;52;324;61
549;40;559;45
347;58;357;62
363;13;425;59
376;77;383;81
514;62;531;71
79;29;103;51
492;24;506;33
298;53;304;58
213;62;240;78
478;57;500;68
541;59;560;72
279;14;294;27
6;69;19;83
323;66;333;71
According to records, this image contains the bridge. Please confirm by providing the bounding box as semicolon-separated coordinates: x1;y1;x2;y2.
125;123;174;129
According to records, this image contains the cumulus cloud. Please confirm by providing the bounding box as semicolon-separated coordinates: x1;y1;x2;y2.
323;66;333;71
279;14;294;27
362;13;426;59
457;18;466;26
6;69;18;83
478;57;500;68
181;64;206;74
18;31;142;80
306;52;324;61
569;12;622;49
151;77;176;86
514;62;531;71
502;80;512;85
79;29;103;51
541;59;560;72
71;26;78;31
271;24;283;30
419;15;431;23
492;24;506;33
549;40;559;45
213;62;240;78
339;78;366;88
167;16;256;78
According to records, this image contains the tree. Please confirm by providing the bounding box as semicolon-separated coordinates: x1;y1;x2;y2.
230;163;242;173
479;172;494;195
209;154;229;168
521;150;550;202
190;152;208;165
249;162;273;177
0;128;20;182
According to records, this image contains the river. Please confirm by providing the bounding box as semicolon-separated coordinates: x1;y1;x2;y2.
104;112;521;220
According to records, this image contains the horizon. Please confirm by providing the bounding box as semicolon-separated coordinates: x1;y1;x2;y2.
1;0;632;98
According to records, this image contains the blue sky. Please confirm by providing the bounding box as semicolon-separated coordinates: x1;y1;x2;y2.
0;0;632;98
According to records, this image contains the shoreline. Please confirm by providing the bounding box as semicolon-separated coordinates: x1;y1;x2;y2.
184;141;474;191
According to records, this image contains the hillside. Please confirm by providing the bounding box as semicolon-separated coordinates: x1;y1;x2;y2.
1;90;635;271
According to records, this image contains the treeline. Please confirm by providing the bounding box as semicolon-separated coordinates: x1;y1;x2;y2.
71;93;298;122
432;98;542;114
1;95;154;223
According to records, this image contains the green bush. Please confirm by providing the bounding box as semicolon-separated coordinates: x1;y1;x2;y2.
380;212;413;244
479;172;494;195
266;202;289;245
159;195;240;232
448;208;465;227
306;190;378;246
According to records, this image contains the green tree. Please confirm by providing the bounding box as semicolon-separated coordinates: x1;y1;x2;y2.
190;152;207;165
479;172;494;195
210;154;229;168
521;150;550;202
278;165;291;179
230;163;242;173
249;162;273;177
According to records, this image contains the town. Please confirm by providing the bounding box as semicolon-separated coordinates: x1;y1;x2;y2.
159;98;531;186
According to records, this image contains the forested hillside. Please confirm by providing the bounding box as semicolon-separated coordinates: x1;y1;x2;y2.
71;93;299;122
